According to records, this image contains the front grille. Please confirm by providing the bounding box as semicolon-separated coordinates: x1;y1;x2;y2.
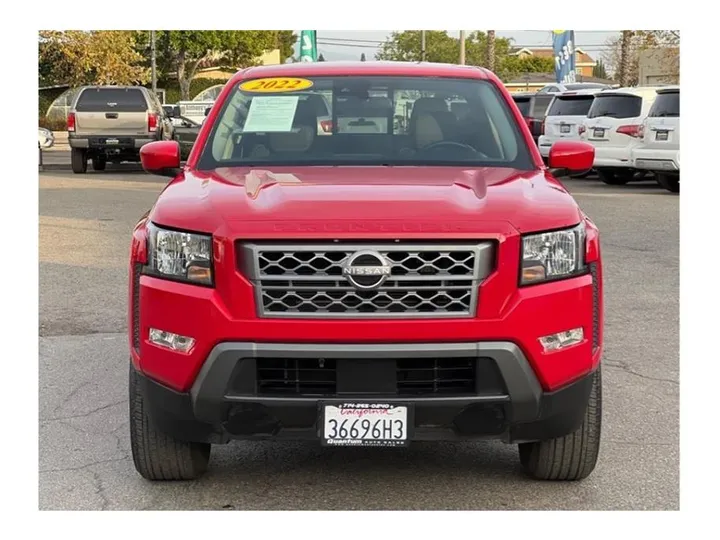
397;358;476;395
257;358;337;395
239;242;495;318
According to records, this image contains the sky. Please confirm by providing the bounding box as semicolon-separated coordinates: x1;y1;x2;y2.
310;31;621;63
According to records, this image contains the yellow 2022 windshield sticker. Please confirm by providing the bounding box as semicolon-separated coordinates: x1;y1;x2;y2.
239;77;314;93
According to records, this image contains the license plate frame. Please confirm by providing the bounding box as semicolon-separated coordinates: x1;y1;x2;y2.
560;124;571;134
593;128;605;138
105;138;120;145
656;130;669;141
320;402;413;448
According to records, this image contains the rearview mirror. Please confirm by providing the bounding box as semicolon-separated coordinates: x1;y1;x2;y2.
140;141;182;178
548;140;595;176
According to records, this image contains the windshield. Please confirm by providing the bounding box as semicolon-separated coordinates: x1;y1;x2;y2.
649;91;679;117
197;76;533;169
587;94;642;119
547;95;595;117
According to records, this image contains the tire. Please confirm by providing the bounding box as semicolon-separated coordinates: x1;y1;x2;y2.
71;148;87;174
129;363;211;481
91;157;107;171
597;168;628;185
656;173;679;193
518;367;602;481
569;169;592;179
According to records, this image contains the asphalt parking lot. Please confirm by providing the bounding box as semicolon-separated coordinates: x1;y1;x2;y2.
39;168;679;510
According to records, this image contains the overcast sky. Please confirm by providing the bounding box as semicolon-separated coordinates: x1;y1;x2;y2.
310;31;620;62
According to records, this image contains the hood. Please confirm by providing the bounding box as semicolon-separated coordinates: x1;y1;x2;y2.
149;166;582;238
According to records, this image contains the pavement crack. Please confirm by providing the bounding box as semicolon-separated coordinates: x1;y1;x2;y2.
40;456;129;474
604;361;678;385
52;381;95;415
41;399;128;422
92;470;111;510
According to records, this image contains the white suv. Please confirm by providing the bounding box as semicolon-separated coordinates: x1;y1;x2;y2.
632;86;680;193
538;89;600;170
580;86;664;185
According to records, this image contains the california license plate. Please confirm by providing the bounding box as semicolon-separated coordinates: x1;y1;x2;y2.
656;131;669;141
322;403;410;447
593;128;605;138
560;124;571;133
106;138;119;145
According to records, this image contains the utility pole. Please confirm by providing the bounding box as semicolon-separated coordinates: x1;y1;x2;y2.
421;30;426;62
150;30;157;94
618;30;631;86
487;30;496;71
459;30;466;65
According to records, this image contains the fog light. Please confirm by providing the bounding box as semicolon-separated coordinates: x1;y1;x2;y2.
539;327;584;352
149;328;195;353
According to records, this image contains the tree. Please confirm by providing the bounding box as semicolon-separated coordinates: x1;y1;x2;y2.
155;31;286;100
486;30;496;71
360;53;366;62
602;30;679;86
593;59;608;79
275;31;298;62
376;30;513;72
39;31;149;86
318;53;326;61
498;55;555;80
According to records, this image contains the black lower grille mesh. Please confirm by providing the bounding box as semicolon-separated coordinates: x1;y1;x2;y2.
257;358;337;395
397;358;476;395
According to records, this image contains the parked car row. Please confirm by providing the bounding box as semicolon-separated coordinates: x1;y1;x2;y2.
513;84;680;193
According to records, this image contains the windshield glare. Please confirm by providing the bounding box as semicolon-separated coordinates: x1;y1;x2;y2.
197;76;533;170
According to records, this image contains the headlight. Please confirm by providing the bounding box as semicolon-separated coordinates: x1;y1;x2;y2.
146;223;213;285
520;223;586;285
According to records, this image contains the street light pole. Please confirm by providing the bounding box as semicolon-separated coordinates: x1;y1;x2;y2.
421;30;426;62
150;30;157;94
459;30;466;65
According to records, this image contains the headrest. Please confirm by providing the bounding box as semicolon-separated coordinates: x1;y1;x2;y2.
412;97;449;116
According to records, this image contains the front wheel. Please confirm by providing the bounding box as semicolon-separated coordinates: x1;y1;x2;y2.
518;367;602;481
657;173;679;193
129;363;211;481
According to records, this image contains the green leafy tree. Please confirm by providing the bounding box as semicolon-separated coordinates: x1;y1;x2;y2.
498;55;555;80
318;53;326;61
39;31;149;86
156;31;285;100
276;31;298;62
592;59;608;79
376;31;513;75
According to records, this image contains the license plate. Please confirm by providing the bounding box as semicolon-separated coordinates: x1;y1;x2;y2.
105;138;119;145
656;131;669;141
560;124;571;133
322;403;410;447
593;128;605;138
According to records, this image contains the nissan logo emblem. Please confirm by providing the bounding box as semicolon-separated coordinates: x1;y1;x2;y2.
342;250;392;290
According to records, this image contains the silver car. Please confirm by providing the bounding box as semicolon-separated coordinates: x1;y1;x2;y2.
38;127;55;149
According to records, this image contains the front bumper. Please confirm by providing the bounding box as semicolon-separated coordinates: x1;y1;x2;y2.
136;341;597;445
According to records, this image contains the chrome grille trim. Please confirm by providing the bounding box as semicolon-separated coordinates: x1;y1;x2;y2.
239;242;495;319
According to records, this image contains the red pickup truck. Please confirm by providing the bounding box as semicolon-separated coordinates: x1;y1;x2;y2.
129;61;603;482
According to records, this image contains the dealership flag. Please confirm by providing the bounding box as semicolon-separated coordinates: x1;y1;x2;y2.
299;31;318;62
552;30;576;84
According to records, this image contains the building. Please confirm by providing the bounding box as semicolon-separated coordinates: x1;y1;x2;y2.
510;47;597;78
637;47;680;86
503;72;615;94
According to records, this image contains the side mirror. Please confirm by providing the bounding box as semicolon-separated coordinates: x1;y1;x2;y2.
204;107;211;117
171;105;182;118
548;140;595;176
140;141;182;177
